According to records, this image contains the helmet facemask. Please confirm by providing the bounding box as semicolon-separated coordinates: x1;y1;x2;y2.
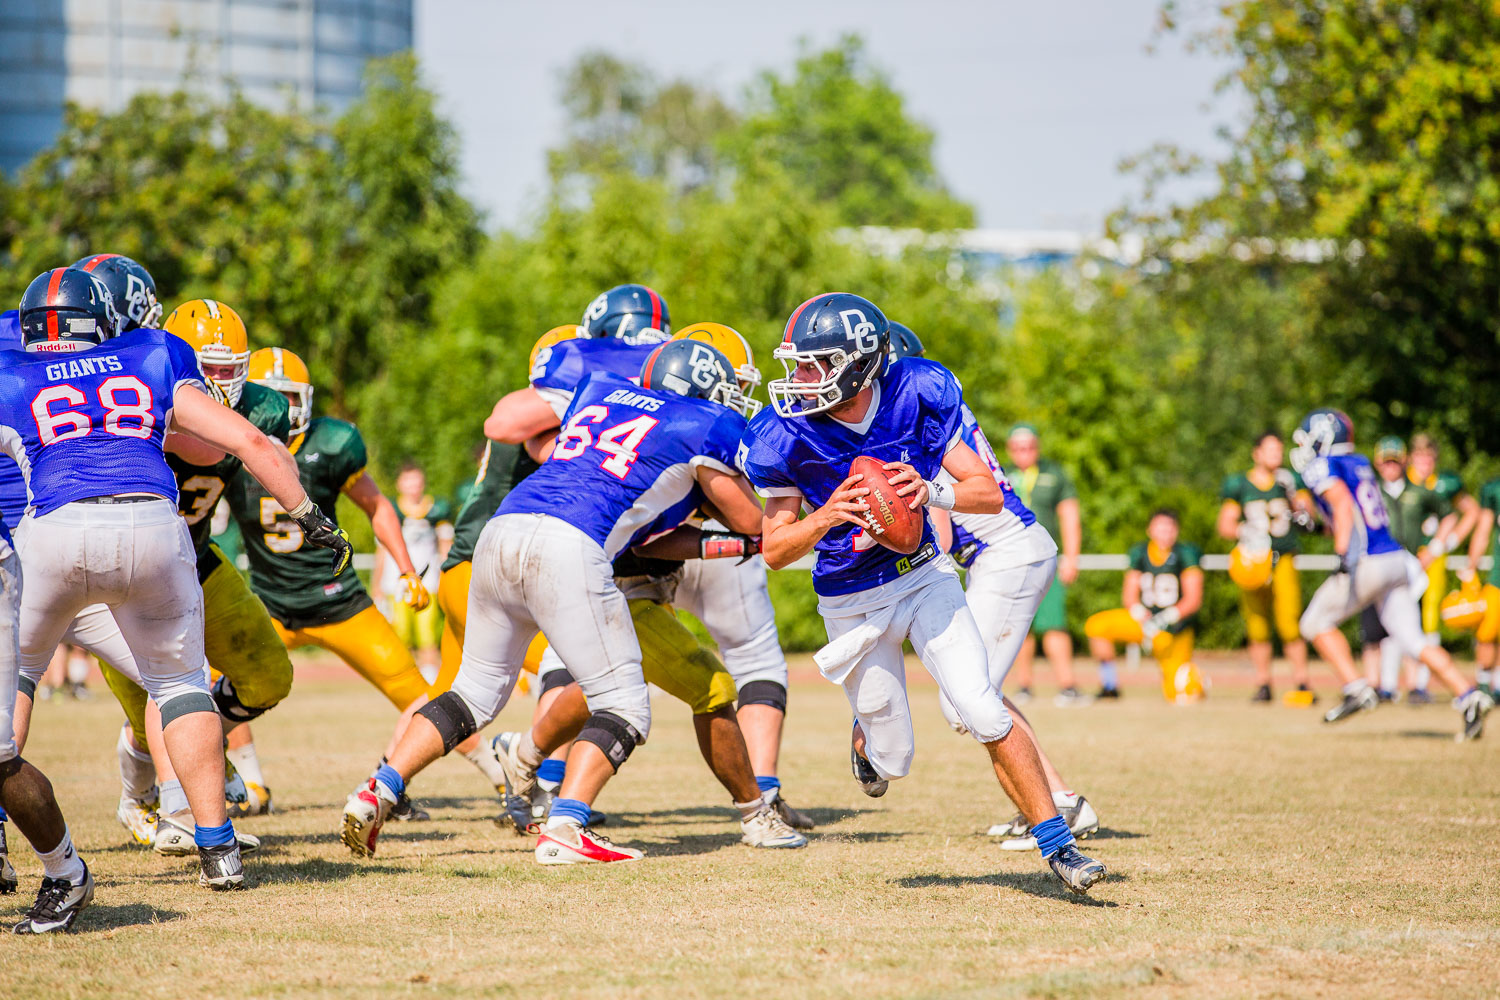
767;344;882;418
197;344;251;406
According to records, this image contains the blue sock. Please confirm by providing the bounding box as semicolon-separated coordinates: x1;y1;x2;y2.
374;763;405;799
194;819;236;848
550;797;592;827
1099;661;1118;691
1032;814;1074;859
537;759;566;786
0;805;8;822
755;775;781;794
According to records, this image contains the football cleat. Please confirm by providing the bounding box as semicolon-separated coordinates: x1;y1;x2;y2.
153;814;260;857
529;782;556;822
116;793;159;846
198;842;246;890
1095;686;1121;700
1406;688;1434;706
1323;685;1379;723
342;779;398;858
1053;687;1095;708
0;821;18;895
535;824;643;865
765;787;816;831
1047;845;1107;895
228;782;274;818
1251;684;1273;703
494;792;536;837
999;797;1102;850
740;808;808;849
11;864;93;933
850;741;888;798
1011;687;1034;705
389;792;430;823
987;812;1028;839
224;759;249;809
491;732;539;800
1459;688;1494;742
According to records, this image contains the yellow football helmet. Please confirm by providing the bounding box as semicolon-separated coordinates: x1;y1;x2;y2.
1441;575;1489;631
165;299;251;405
530;325;587;373
248;347;312;437
672;322;762;416
1228;543;1273;591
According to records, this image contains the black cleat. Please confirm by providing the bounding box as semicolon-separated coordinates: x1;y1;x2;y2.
1460;689;1494;741
0;822;18;895
850;743;888;798
1048;845;1106;895
1323;686;1379;723
198;842;246;890
12;864;93;933
390;793;430;822
1096;686;1121;700
1407;688;1434;706
1251;684;1272;703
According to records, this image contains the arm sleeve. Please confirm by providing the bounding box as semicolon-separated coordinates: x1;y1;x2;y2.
1056;462;1079;502
1219;475;1241;504
165;333;208;394
921;365;967;459
1301;457;1336;495
1179;543;1203;569
1483;481;1500;515
739;422;802;499
691;409;748;477
333;423;369;488
256;390;293;441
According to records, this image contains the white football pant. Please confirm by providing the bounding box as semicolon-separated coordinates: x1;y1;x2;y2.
675;555;788;690
0;540;22;763
1301;550;1429;659
451;514;649;737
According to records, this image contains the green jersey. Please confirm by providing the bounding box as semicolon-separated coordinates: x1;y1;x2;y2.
227;416;370;629
169;382;292;580
442;441;540;571
1128;540;1202;631
1480;478;1500;587
1219;468;1304;556
1378;474;1448;553
1006;458;1076;547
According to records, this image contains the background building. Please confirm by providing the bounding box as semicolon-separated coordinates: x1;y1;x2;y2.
0;0;413;174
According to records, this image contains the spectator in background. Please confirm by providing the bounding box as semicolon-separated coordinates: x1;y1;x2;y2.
1003;425;1087;705
374;462;453;683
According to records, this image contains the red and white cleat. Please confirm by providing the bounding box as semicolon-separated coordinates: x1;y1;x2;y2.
341;779;397;858
534;823;643;865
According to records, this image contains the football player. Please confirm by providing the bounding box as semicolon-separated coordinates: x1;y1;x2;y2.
1461;476;1500;693
1217;431;1313;703
374;460;452;681
1085;510;1207;703
225;347;475;817
887;324;1102;849
741;292;1105;894
1405;435;1480;698
581;282;670;343
2;267;351;899
1290;410;1491;737
343;339;766;865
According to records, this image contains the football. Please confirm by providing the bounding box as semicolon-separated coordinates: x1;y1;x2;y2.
849;455;924;554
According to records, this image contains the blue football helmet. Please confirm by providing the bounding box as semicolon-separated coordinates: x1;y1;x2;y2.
768;292;889;417
887;321;925;363
18;267;121;353
640;339;743;411
581;284;671;344
1290;408;1356;473
71;253;161;332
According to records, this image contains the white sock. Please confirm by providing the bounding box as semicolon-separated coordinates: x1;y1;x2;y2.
1052;790;1079;808
543;814;580;833
1477;669;1492;687
66;654;89;684
735;797;767;820
1379;641;1402;692
463;744;508;788
117;724;157;801
225;742;265;788
35;826;85;883
1416;663;1432;690
517;732;545;770
1342;679;1370;697
159;779;189;817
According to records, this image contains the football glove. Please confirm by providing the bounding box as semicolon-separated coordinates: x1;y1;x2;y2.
1338;547;1360;575
700;531;761;563
399;572;431;611
294;504;353;575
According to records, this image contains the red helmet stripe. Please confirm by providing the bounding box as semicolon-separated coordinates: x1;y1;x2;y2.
78;253;118;273
641;346;661;387
782;295;822;344
45;268;65;341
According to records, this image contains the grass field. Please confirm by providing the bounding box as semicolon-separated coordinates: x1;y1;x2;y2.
5;653;1498;999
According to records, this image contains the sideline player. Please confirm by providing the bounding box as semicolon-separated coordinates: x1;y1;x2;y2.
1404;435;1479;699
742;292;1105;893
375;461;452;682
1217;431;1313;703
1289;410;1492;737
887;324;1101;848
343;340;766;864
1462;477;1500;693
3;267;350;894
1086;510;1206;703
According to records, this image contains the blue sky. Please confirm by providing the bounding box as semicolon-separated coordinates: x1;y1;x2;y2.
415;1;1233;232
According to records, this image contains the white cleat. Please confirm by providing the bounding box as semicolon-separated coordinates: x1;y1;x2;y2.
341;778;398;858
534;823;642;865
11;863;93;933
999;796;1102;851
492;732;538;800
153;814;260;857
740;807;808;849
116;793;159;846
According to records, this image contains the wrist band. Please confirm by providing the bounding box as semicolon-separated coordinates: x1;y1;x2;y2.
1158;607;1182;626
287;495;314;521
925;479;955;510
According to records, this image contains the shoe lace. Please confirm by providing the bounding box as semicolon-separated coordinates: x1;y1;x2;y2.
27;877;71;920
581;826;617;847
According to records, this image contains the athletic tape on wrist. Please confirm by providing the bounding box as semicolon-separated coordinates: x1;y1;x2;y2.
287;495;315;521
924;479;956;510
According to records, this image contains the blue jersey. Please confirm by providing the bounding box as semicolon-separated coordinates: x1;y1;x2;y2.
0;312;26;532
1301;452;1402;558
530;337;664;418
0;328;207;518
739;357;964;596
947;404;1043;568
499;371;746;558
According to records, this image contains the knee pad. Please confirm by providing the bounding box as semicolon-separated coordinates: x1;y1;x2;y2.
17;676;35;700
159;691;218;727
737;679;787;714
539;666;575;696
416;691;478;754
577;711;643;772
211;675;277;725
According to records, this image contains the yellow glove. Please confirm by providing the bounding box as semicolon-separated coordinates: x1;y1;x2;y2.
399;572;431;611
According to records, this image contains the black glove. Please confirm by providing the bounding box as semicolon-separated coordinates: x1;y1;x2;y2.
1338;547;1359;575
700;531;761;564
295;503;353;575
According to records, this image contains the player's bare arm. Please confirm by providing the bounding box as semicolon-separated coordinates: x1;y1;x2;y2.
1216;499;1242;541
1057;496;1082;584
344;473;416;577
484;387;561;444
927;505;954;551
1176;566;1205;618
1467;505;1495;571
1320;478;1356;562
759;476;871;570
164;431;225;466
172;385;305;512
695;466;763;536
936;440;1004;514
1122;568;1144;617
